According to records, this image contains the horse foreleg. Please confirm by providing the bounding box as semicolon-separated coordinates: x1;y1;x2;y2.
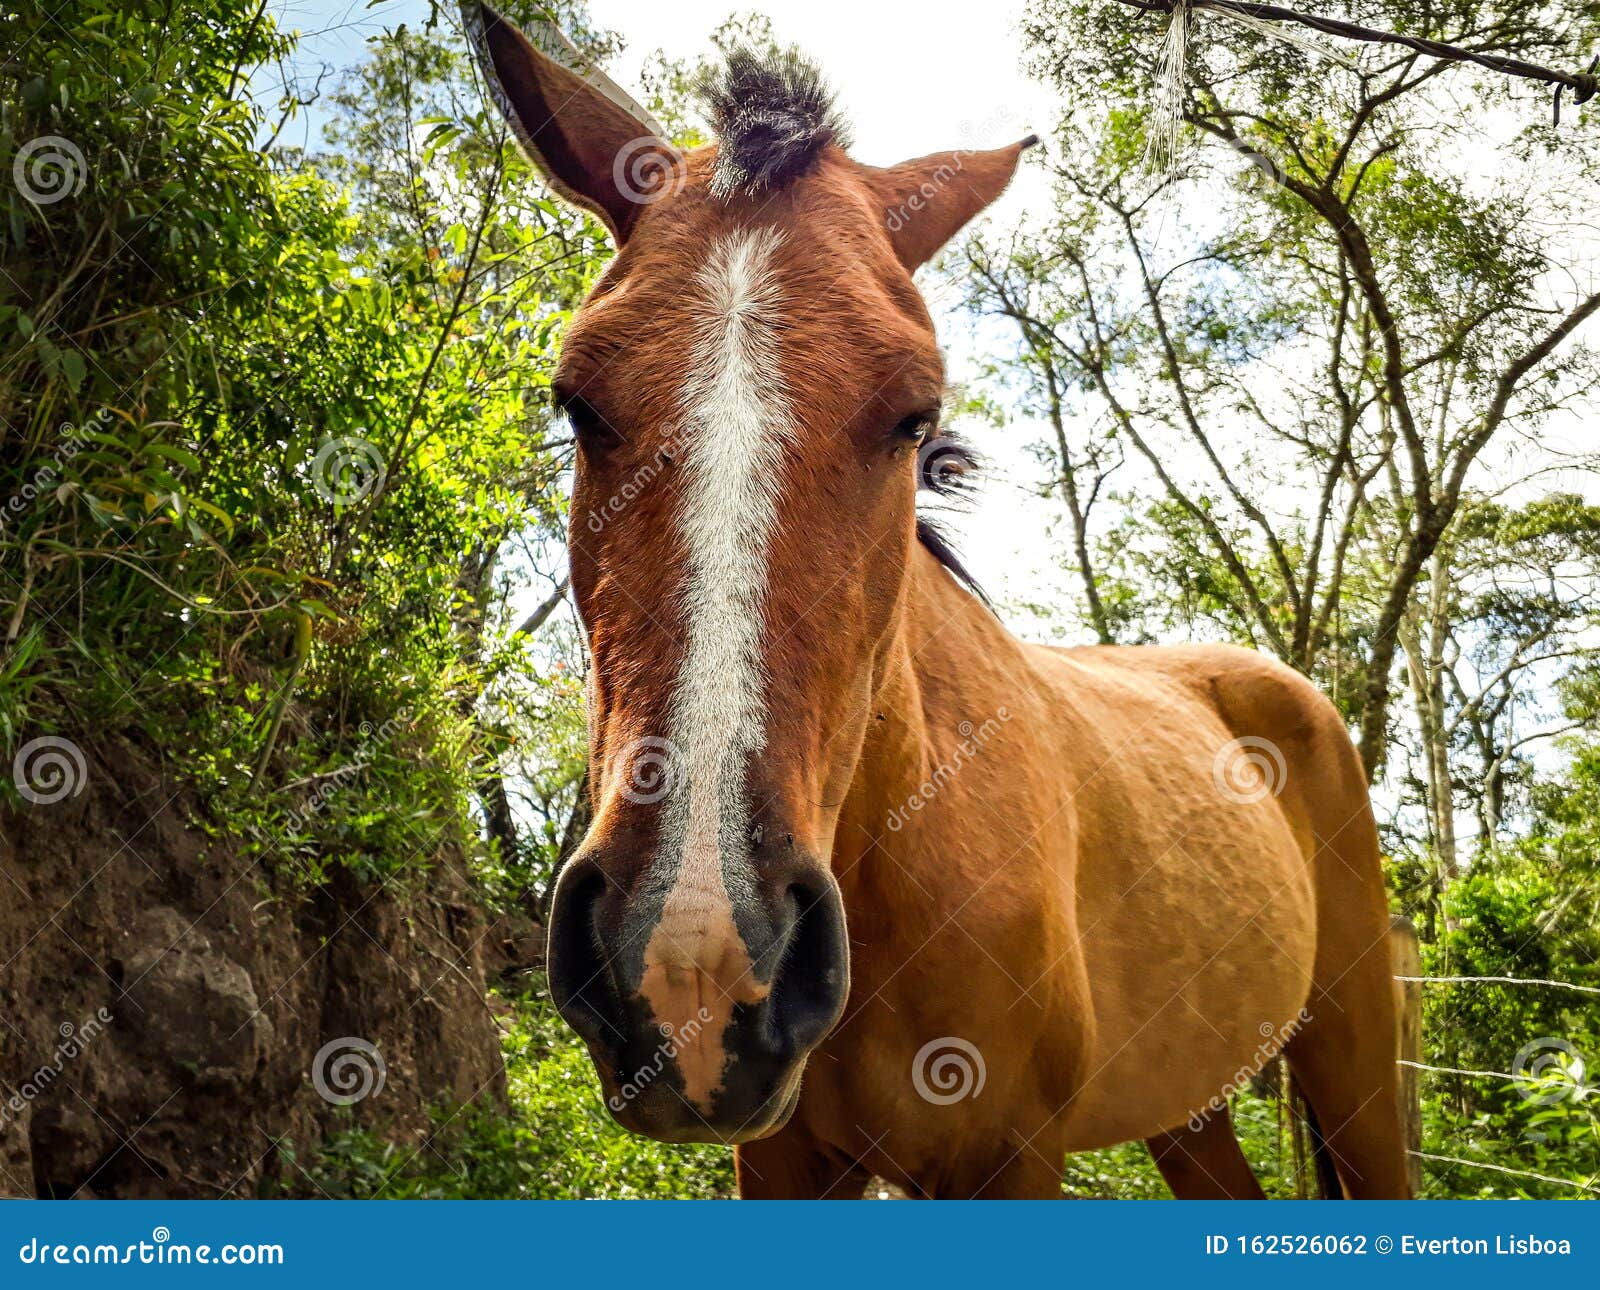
1146;1105;1266;1199
735;1126;869;1199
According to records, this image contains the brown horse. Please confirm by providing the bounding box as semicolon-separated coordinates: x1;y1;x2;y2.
469;3;1410;1199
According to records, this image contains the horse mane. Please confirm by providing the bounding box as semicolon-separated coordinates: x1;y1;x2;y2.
699;46;850;199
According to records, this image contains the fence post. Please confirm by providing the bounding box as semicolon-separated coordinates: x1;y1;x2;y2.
1390;914;1423;1197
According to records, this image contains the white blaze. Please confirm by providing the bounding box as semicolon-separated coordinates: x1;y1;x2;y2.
650;226;793;958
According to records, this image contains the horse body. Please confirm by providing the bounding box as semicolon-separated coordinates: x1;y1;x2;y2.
467;2;1409;1198
742;546;1400;1197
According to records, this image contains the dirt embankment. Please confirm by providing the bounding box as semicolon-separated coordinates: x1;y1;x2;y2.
0;747;507;1198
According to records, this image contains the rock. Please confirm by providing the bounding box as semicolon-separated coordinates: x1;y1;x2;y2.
3;754;504;1197
122;906;274;1088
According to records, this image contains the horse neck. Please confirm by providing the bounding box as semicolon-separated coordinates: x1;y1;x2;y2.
832;541;1023;899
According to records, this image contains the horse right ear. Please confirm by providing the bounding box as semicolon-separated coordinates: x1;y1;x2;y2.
465;2;674;242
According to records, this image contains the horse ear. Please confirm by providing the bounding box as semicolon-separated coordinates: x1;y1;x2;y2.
466;2;675;242
870;137;1036;269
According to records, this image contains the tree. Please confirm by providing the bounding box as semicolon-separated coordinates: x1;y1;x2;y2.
1395;495;1600;864
973;0;1600;784
0;0;606;895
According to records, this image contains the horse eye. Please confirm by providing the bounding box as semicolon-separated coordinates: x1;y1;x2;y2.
894;411;936;443
561;395;623;450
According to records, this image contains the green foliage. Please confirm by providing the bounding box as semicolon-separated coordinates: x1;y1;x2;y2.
1;0;596;896
291;987;735;1199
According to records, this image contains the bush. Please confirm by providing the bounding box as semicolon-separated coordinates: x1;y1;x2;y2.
291;988;735;1200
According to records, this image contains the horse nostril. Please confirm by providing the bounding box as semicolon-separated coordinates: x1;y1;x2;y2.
547;862;626;1054
768;878;849;1054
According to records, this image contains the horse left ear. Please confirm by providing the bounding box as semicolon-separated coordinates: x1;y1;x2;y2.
465;2;671;242
870;136;1037;270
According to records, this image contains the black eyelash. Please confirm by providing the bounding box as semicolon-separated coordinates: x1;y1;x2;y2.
894;411;936;441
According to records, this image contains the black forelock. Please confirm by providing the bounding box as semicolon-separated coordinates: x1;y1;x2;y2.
698;45;850;199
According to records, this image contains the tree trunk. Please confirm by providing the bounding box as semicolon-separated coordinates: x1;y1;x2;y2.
1043;364;1113;644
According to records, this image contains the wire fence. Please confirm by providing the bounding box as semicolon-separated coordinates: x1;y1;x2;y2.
1397;971;1596;1198
1397;974;1600;997
1412;1151;1600;1197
